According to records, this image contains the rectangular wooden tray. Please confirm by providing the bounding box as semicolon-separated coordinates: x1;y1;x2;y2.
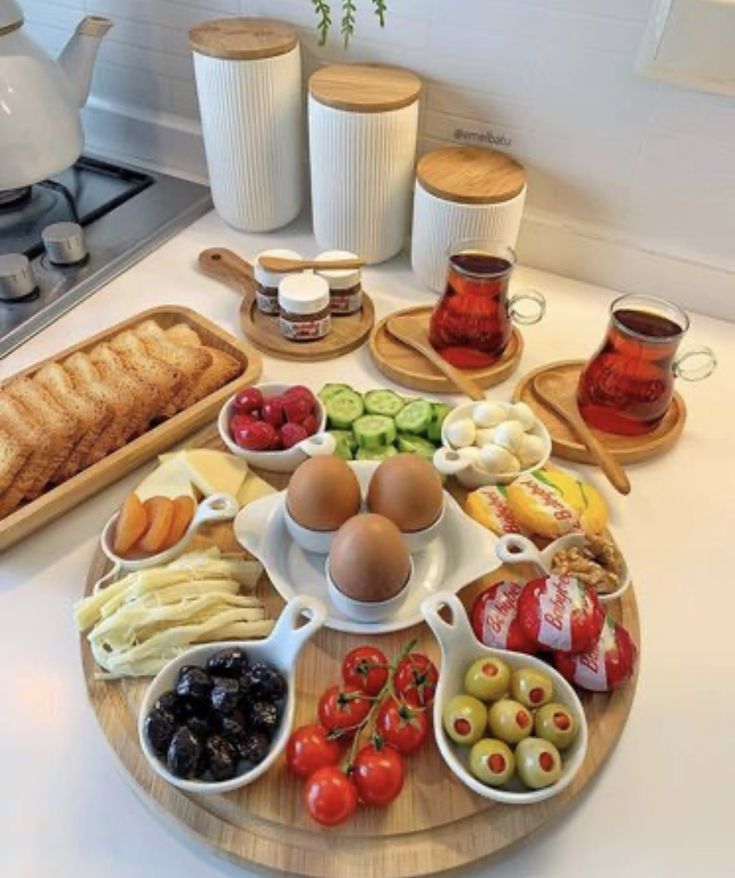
0;305;262;552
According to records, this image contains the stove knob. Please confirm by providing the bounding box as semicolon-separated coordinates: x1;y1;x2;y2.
0;253;37;301
42;221;88;266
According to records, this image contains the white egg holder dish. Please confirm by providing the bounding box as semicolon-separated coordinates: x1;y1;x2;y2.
233;461;502;634
421;592;588;805
434;399;552;489
138;594;327;794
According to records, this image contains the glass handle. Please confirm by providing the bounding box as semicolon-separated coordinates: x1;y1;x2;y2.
673;346;717;382
508;289;545;325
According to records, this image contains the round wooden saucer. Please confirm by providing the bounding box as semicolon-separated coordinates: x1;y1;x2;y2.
370;305;523;394
513;360;686;465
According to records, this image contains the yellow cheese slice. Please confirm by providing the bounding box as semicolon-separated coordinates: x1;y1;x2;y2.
237;472;276;507
135;456;197;502
179;449;249;498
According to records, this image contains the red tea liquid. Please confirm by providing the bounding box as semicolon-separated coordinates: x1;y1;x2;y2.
429;253;513;369
577;308;684;436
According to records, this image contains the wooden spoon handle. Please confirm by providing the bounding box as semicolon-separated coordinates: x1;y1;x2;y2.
567;413;631;495
258;256;365;273
199;248;255;296
407;338;486;401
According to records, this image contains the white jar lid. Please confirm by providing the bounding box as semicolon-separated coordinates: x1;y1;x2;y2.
254;248;303;287
314;250;361;290
278;273;330;315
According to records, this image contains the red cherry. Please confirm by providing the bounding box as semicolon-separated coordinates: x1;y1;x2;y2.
234;421;278;451
284;395;313;424
453;717;471;737
261;398;285;428
516;710;530;729
488;753;506;774
529;687;544;704
230;413;257;436
553;712;571;731
482;662;499;677
283;385;315;405
539;751;555;772
280;422;309;449
301;413;318;436
234;387;263;413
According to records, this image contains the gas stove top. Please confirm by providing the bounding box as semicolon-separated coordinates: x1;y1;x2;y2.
0;155;211;359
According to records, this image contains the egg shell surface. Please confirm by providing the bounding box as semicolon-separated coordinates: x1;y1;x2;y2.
368;453;444;532
286;455;361;531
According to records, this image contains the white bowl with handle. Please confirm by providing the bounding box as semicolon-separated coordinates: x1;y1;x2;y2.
138;594;327;793
421;591;588;805
218;383;336;473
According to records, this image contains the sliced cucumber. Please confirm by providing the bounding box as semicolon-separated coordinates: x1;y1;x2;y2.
427;403;452;442
394;399;432;435
353;414;397;450
397;433;437;460
329;430;357;460
356;445;398;461
364;389;405;418
318;383;353;404
326;389;365;428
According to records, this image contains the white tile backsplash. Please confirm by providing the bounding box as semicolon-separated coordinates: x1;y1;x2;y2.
21;0;735;304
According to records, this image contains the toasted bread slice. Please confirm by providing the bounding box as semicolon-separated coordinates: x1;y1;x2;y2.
185;347;242;406
63;353;131;459
34;362;112;481
110;330;181;418
4;379;77;494
89;343;159;437
166;323;203;348
0;392;58;506
0;429;31;507
133;320;212;410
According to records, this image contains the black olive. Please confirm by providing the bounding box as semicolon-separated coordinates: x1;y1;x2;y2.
219;711;249;758
166;726;202;778
246;700;280;735
239;730;270;766
175;666;213;703
210;677;240;715
204;735;239;781
154;690;184;718
243;663;287;701
185;715;210;740
206;647;249;678
144;708;177;756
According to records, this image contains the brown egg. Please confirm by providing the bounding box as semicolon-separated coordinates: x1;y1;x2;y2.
367;453;444;532
328;513;411;602
286;456;361;531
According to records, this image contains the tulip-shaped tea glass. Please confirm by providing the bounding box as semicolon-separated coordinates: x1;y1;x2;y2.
577;294;716;436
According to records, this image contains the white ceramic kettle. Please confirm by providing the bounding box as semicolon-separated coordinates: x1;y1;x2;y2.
0;0;112;190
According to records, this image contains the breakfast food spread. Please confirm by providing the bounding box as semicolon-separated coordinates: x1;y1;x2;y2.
367;453;443;532
144;648;286;781
517;573;605;653
554;615;637;692
465;485;527;536
471;580;538;654
287;455;362;531
229;385;321;452
550;534;625;595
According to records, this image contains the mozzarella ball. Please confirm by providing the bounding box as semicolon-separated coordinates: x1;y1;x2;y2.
459;446;481;467
474;427;497;447
492;420;525;452
478;444;519;475
517;433;546;469
445;418;476;448
510;401;537;432
472;401;508;429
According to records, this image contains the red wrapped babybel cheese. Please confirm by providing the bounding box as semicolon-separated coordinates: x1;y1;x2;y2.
470;580;537;654
518;573;604;654
553;615;637;692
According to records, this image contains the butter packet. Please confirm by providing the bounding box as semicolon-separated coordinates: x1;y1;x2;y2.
465;485;527;537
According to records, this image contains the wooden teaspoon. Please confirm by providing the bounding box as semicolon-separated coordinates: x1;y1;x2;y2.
386;314;486;401
258;255;365;273
532;372;631;495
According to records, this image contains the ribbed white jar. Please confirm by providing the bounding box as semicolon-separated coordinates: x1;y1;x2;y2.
191;20;302;232
308;65;421;265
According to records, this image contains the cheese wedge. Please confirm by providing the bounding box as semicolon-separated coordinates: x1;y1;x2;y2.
237;472;276;507
465;485;527;537
135;455;197;503
179;449;249;498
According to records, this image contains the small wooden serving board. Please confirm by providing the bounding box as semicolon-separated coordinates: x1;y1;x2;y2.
81;425;639;878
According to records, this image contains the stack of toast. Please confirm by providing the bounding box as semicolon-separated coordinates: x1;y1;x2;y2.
0;319;242;520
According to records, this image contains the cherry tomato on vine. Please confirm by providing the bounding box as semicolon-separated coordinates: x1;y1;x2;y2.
286;724;342;779
304;766;359;826
317;684;371;739
352;742;405;807
393;653;438;709
376;696;430;756
341;645;389;696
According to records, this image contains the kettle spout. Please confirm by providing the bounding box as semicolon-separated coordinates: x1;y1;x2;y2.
58;16;113;108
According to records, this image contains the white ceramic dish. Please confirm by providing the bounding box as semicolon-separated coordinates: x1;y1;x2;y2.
234;461;501;634
96;493;240;591
421;592;588;805
434;401;551;488
325;556;412;623
399;500;446;553
218;383;336;473
138;594;327;794
496;533;630;604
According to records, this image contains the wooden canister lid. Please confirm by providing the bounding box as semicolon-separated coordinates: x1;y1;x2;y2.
417;146;526;205
309;64;421;113
189;18;297;61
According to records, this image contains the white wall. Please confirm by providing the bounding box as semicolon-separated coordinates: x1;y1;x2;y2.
24;0;735;317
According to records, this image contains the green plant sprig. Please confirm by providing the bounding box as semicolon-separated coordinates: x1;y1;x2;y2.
311;1;388;46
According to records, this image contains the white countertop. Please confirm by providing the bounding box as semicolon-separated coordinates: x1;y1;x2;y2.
1;212;734;878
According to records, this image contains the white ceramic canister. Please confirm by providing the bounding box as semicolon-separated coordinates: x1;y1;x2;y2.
308;64;421;264
411;146;527;292
315;250;363;315
190;18;303;232
253;248;303;315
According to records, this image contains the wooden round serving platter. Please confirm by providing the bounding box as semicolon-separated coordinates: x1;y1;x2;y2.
81;426;639;877
370;305;523;394
513;360;686;465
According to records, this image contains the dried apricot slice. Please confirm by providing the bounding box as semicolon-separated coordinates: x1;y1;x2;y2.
162;495;196;550
113;493;148;556
138;496;175;554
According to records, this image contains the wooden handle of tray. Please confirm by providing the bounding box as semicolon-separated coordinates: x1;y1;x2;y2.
198;248;255;297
